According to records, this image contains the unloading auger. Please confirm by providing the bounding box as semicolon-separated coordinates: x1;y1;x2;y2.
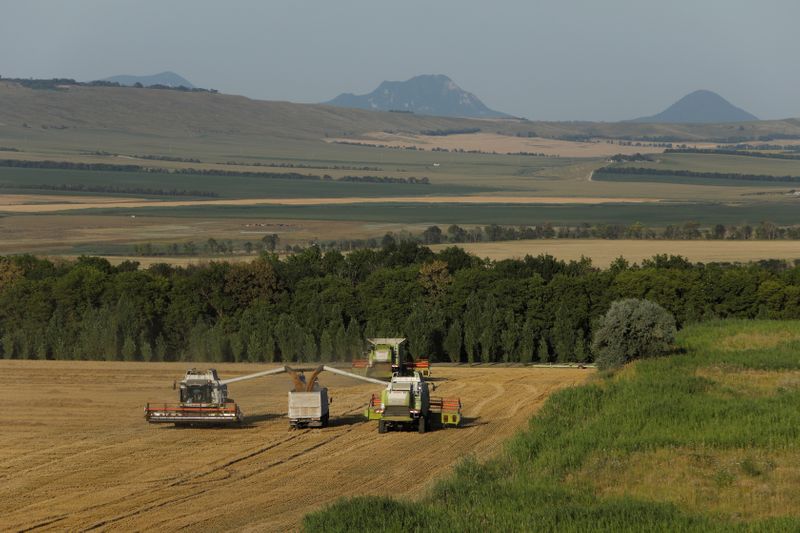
144;365;386;427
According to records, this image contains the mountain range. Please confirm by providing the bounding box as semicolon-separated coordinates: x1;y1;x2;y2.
101;71;195;88
632;90;758;123
325;74;509;119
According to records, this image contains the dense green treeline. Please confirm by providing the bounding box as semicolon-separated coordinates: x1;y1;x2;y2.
0;182;218;197
0;159;430;185
666;147;800;160
2;245;800;362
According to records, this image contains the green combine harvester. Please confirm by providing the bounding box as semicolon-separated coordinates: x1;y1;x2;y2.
351;338;431;380
365;371;461;433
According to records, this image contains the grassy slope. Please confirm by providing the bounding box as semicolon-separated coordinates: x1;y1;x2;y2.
305;320;800;532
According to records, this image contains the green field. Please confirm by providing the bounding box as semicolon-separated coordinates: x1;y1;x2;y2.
0;166;490;198
306;320;800;532
72;200;800;226
619;152;800;176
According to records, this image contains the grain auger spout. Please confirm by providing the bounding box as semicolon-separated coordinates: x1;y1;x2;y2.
285;365;388;428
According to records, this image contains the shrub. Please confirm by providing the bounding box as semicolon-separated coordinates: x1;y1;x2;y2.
592;298;676;369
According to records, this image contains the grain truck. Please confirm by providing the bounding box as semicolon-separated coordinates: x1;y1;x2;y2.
287;366;330;428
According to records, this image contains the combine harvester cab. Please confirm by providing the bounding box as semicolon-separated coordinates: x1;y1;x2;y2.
366;371;461;433
144;369;244;426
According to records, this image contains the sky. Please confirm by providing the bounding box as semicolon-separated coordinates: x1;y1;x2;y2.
2;0;798;121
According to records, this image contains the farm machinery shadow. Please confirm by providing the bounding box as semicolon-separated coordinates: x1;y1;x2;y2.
456;416;485;428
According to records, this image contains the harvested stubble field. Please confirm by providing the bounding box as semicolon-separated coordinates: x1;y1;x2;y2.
0;215;420;256
0;194;660;214
0;361;589;532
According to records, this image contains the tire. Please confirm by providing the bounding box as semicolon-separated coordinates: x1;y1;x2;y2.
418;416;427;434
321;413;329;428
378;420;387;434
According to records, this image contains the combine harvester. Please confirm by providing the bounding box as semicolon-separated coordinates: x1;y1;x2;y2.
144;367;288;426
351;338;431;380
145;364;385;428
365;371;461;433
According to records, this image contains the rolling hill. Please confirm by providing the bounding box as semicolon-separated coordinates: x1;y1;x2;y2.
101;71;195;88
0;81;798;157
632;90;758;123
326;74;510;118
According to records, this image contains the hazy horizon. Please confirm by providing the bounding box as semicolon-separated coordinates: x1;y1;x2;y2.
2;0;798;121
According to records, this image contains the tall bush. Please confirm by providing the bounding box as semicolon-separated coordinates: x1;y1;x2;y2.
592;298;676;369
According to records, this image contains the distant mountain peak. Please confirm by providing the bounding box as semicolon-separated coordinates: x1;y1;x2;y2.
632;90;758;123
325;74;509;118
101;71;194;89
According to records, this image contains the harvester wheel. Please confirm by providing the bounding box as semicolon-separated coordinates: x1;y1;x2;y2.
378;420;387;434
418;416;427;434
321;413;329;428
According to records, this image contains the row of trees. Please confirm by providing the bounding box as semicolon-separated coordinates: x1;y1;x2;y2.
420;222;800;244
133;235;281;257
596;165;800;183
0;159;429;185
0;76;218;93
665;148;800;161
3;244;800;364
129;221;800;259
0;183;217;197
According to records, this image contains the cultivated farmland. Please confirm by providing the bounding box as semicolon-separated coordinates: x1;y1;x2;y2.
0;361;589;532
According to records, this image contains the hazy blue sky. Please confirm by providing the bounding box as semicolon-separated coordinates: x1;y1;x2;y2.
2;1;798;121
